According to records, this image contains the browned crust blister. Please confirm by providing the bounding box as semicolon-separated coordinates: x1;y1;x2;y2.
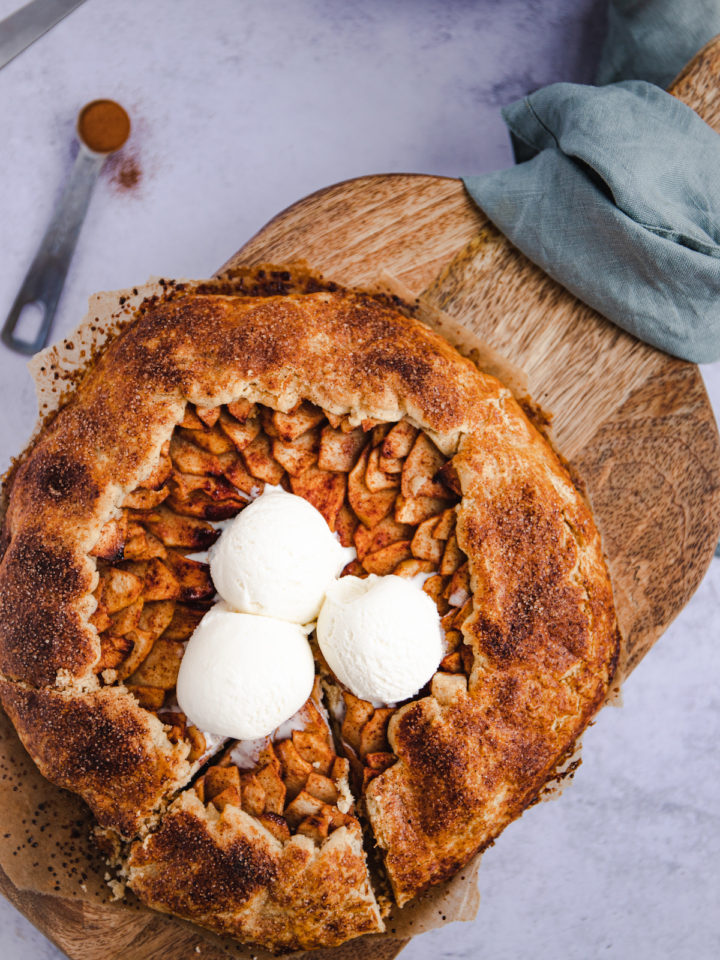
0;266;619;951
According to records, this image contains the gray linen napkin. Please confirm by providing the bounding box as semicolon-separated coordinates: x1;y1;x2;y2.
464;80;720;363
462;0;720;553
464;0;720;364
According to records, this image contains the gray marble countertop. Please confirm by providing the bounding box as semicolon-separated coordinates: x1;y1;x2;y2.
0;2;718;958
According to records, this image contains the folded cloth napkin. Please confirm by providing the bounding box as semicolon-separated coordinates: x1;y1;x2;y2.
463;1;720;364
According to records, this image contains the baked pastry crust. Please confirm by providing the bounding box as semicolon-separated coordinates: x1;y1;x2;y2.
125;791;383;953
0;681;191;837
366;405;617;903
0;268;619;949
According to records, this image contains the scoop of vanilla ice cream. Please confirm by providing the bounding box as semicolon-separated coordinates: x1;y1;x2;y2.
176;603;315;739
209;486;353;623
317;575;444;705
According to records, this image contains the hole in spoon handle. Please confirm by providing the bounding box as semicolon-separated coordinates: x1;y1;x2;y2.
2;269;59;357
2;148;104;356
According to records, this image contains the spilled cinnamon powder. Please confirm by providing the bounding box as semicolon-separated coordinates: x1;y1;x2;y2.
112;154;142;192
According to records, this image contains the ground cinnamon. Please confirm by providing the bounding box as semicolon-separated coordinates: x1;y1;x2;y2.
78;100;130;154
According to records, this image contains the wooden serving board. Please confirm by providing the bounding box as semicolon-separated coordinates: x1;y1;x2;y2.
4;35;720;960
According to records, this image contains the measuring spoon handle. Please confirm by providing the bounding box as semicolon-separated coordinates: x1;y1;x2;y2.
2;145;104;355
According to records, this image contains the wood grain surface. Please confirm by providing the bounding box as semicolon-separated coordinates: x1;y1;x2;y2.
4;33;720;960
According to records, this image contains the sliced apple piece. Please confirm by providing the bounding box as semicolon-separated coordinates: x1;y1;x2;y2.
317;425;366;472
364;751;396;773
392;558;435;578
90;516;128;561
226;398;255;423
124;557;179;602
275;739;313;801
204;764;241;803
97;633;134;671
170;470;242;502
138;600;176;641
121;486;169;510
180;423;235;456
292;731;334;776
296;812;331;843
138;451;172;491
98;566;143;614
370;424;391;448
381;421;417;460
257;813;291;843
108;597;144;635
353;515;413;561
296;693;332;742
443;628;463;653
361;418;382;433
363;540;413;575
161;550;214;602
239;772;266;816
378;451;403;474
272;402;325;441
218;410;261;452
166;488;246;521
423;573;448;606
444;562;471;608
348;448;396;528
438;460;462;495
452;598;474;631
272;427;320;477
127;637;184;689
440;652;463;673
341;692;374;753
169;435;222;476
324;411;343;429
341;559;365;578
439;532;465;575
138;505;219;550
359;708;394;758
89;603;111;634
117;627;155;679
289;466;346;530
242;433;285;484
283;790;325;829
122;528;167;561
162;602;210;641
255;762;287;814
411;514;445;563
304;772;339;805
365;446;400;492
195;405;221;429
395;493;451;525
185;724;207;763
212;787;242;813
334;503;359;547
179;406;205;430
401;433;447;499
433;507;456;541
220;451;263;496
258;741;282;774
126;684;165;711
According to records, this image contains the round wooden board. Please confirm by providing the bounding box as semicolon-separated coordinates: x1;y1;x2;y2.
4;34;720;960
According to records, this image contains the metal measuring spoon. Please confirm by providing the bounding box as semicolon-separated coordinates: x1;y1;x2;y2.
2;99;130;355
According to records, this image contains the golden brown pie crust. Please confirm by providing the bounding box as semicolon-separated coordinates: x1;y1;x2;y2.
0;268;619;951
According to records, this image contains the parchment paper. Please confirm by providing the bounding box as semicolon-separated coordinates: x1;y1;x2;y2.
0;271;626;958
